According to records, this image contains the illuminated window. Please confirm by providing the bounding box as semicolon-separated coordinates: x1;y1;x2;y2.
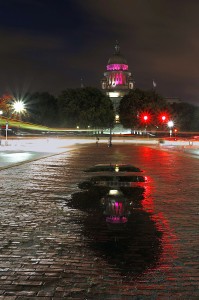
107;64;128;71
109;92;120;97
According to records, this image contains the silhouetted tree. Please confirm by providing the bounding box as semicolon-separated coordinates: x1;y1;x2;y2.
119;89;171;130
58;87;115;129
27;92;58;126
171;102;199;131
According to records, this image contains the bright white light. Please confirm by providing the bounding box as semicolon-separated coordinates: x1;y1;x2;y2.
109;189;120;195
109;92;120;98
0;110;3;115
115;165;119;172
168;120;174;128
13;100;25;113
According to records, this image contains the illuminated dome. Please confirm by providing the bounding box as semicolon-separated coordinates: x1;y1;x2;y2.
107;41;128;71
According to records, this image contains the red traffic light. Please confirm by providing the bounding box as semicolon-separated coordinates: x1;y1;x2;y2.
140;112;151;123
142;114;150;121
161;115;166;121
159;114;168;122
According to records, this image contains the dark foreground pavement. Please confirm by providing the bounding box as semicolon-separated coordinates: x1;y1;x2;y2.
0;143;198;299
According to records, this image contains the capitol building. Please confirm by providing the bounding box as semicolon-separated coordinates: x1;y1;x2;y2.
101;41;134;115
101;41;134;132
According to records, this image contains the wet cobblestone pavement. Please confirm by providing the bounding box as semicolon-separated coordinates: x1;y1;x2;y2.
0;143;199;299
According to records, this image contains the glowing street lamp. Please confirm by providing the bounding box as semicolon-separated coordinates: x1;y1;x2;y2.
12;100;26;136
12;100;25;116
168;120;174;137
141;113;150;135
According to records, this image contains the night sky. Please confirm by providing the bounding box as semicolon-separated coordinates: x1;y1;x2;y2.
0;0;198;106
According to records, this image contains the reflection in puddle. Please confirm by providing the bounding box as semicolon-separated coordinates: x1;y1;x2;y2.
84;163;142;173
68;187;162;278
84;211;162;278
101;189;130;227
67;164;163;278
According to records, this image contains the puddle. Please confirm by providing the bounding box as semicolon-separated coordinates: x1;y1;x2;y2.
67;163;162;278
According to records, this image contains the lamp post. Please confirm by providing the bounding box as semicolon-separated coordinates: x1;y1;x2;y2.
109;127;112;147
5;121;8;145
12;100;25;134
142;114;149;136
168;120;174;137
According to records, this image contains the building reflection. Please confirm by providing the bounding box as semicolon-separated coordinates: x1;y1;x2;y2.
66;162;177;279
101;189;130;227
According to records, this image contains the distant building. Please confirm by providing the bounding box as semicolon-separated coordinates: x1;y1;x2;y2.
101;41;134;115
100;42;182;134
101;42;182;109
164;97;181;104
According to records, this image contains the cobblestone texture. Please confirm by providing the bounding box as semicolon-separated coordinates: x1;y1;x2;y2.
0;143;198;299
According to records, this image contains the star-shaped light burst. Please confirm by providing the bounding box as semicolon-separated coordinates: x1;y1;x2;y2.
12;100;26;114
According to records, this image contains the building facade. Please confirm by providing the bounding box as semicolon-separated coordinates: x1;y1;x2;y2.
101;41;134;119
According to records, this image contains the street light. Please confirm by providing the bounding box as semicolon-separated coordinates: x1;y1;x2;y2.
168;120;174;137
141;113;150;135
12;100;25;118
12;100;26;135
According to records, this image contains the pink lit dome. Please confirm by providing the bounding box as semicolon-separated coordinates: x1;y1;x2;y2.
107;41;128;70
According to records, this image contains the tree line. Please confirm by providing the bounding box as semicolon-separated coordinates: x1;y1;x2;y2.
1;87;198;131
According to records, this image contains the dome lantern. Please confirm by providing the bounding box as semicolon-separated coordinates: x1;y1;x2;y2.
107;41;128;69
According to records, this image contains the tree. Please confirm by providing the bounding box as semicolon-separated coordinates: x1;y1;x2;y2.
170;102;199;131
119;89;171;130
0;94;12;116
27;92;58;126
58;87;115;129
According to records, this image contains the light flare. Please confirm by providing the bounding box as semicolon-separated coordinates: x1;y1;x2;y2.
12;100;25;113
